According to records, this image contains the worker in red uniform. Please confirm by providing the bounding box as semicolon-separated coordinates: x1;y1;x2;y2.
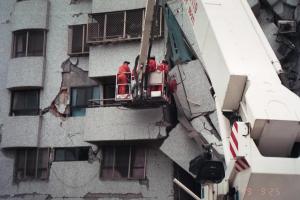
156;60;169;92
145;56;157;95
147;56;157;73
117;61;131;95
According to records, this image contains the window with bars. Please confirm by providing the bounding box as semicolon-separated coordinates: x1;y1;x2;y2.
15;148;50;182
87;7;164;44
70;86;100;116
12;29;46;58
54;147;89;161
101;145;146;180
10;89;40;116
68;24;89;56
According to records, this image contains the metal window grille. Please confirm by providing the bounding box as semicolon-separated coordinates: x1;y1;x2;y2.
87;7;164;44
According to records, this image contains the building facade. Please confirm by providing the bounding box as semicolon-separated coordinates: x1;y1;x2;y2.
0;0;192;199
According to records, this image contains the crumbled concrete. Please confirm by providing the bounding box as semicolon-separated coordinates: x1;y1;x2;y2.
169;60;215;120
42;58;98;118
160;123;202;175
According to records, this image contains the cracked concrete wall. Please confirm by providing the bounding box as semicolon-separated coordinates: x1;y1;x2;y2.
84;107;167;142
0;0;174;199
0;148;174;200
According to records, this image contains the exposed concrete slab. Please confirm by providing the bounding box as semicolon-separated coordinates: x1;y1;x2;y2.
160;123;202;175
92;0;146;13
169;60;215;119
191;116;223;156
84;107;167;142
12;0;49;31
1;116;41;148
7;57;45;89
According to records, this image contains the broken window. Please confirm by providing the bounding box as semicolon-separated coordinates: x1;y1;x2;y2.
12;29;46;58
70;86;100;116
100;145;146;180
10;89;40;116
68;24;89;56
15;148;50;182
87;7;164;44
54;147;89;161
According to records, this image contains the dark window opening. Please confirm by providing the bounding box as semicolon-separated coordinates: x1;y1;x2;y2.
12;29;45;58
101;76;116;105
54;147;89;161
70;86;99;116
174;163;202;200
100;145;146;180
10;89;40;116
68;24;89;56
15;148;50;182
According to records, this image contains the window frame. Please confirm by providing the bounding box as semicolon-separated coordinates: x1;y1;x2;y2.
68;24;89;56
87;7;164;44
100;145;147;180
14;148;50;182
70;86;99;117
12;29;46;58
10;89;40;116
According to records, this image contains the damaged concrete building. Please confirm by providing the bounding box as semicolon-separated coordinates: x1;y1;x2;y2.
1;0;300;199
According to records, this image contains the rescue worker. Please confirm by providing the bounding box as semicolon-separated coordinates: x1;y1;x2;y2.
117;61;131;95
156;60;169;92
147;56;157;73
145;56;157;95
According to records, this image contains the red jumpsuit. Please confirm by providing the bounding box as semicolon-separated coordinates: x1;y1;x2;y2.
155;62;169;92
147;58;157;73
117;63;130;94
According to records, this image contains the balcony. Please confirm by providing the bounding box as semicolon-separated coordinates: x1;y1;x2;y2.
1;116;41;148
12;0;49;31
83;107;167;142
6;57;45;89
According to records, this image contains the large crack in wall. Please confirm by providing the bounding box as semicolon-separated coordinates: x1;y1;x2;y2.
41;58;98;119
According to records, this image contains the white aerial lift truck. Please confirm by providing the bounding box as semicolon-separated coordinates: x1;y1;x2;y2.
116;0;300;199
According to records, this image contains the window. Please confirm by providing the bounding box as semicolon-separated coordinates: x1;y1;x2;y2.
12;29;46;58
87;7;164;43
54;147;89;161
68;24;89;56
10;90;40;116
101;145;146;180
15;148;50;182
101;76;116;105
70;86;99;116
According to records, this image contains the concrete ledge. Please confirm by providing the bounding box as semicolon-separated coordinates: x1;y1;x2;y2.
1;116;41;148
84;107;166;142
7;57;45;89
92;0;146;13
12;0;49;31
